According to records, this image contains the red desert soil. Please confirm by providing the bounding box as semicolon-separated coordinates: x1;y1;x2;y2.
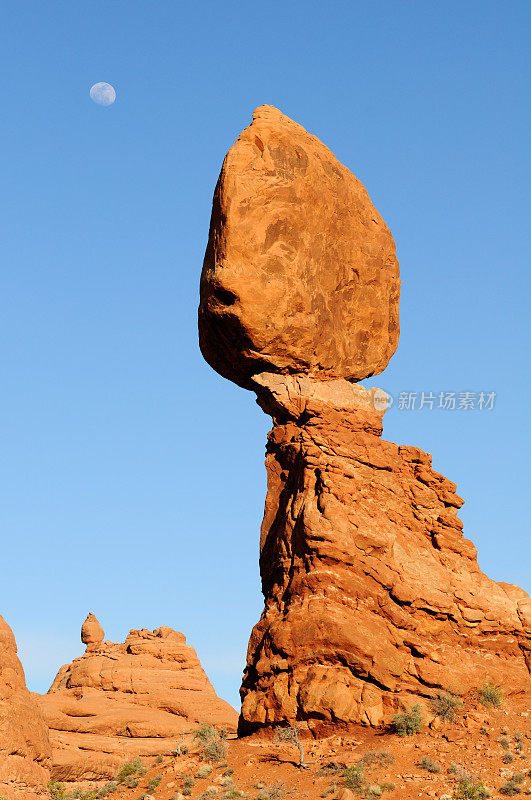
61;693;530;800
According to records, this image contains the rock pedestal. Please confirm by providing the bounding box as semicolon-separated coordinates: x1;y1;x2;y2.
38;621;237;781
237;377;531;732
0;614;51;799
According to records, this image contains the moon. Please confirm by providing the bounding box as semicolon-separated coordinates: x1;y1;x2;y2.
89;82;116;107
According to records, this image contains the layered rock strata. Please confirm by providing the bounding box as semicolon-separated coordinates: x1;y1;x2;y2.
0;614;51;799
237;376;531;731
38;619;237;780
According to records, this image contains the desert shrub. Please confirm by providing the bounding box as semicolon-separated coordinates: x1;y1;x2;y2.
255;783;287;800
96;783;118;798
500;738;511;750
275;724;306;768
478;681;502;708
391;704;423;736
500;773;525;796
503;753;515;764
194;723;218;744
453;775;490;799
203;734;229;762
182;775;196;790
197;764;214;779
364;786;383;799
343;765;365;790
115;758;143;783
154;753;164;764
418;755;442;773
430;692;463;720
147;774;162;791
48;783;66;799
318;761;346;775
448;764;461;775
224;767;234;776
182;790;192;798
359;751;394;767
380;783;396;793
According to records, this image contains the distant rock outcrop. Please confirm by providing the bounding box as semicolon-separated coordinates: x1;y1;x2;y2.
0;614;51;799
199;107;531;734
38;618;237;781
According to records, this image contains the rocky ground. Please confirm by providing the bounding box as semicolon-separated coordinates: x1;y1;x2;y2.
47;692;530;800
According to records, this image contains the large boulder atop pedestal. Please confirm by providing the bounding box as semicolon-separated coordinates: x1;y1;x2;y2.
199;105;400;389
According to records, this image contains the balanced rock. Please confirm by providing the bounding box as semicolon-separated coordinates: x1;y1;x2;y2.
0;614;51;799
199;108;530;732
80;613;104;650
199;105;400;389
38;622;237;781
237;377;531;731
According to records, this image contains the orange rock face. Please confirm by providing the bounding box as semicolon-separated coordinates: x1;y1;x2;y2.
238;376;531;732
199;105;400;389
0;614;51;799
38;619;237;781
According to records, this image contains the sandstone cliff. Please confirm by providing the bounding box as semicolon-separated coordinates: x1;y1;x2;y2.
0;614;51;799
38;617;237;781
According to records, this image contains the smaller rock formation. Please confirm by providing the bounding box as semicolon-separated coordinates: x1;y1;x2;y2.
38;619;237;782
0;614;51;799
80;613;104;651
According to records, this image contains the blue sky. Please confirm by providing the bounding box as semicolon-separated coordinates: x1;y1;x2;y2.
0;1;529;709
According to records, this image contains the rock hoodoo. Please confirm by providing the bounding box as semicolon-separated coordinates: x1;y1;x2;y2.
0;614;51;799
199;104;400;389
38;620;237;781
199;107;531;734
80;612;104;651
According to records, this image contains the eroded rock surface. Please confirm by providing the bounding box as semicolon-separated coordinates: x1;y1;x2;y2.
199;105;400;389
0;614;51;799
238;377;531;732
38;620;237;781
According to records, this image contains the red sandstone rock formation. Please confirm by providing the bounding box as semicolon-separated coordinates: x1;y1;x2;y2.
238;376;531;731
38;618;237;781
199;107;531;734
199;105;400;389
0;614;51;799
81;612;104;651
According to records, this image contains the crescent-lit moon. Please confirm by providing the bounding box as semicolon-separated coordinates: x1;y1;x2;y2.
89;82;116;107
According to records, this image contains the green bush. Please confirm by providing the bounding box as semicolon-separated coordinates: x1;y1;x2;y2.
391;704;423;736
343;765;365;790
478;681;502;708
147;774;162;791
115;758;143;783
430;692;463;720
453;776;490;799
